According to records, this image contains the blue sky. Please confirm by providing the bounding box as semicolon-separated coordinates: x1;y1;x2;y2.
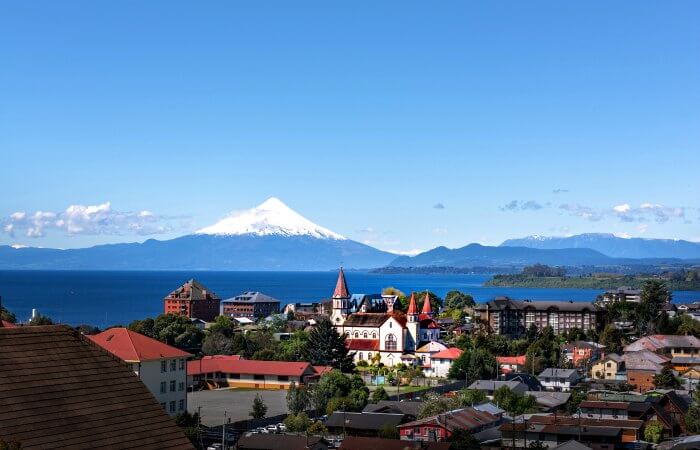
2;1;699;253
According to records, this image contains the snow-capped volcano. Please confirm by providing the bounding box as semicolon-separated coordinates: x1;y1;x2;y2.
196;197;346;240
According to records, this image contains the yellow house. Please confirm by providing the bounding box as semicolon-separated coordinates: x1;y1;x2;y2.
591;354;623;380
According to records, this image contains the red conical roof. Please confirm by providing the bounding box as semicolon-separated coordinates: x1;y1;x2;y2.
333;267;350;298
407;293;418;315
421;292;433;315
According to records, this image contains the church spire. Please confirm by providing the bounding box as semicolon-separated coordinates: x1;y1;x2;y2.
332;267;350;299
421;292;433;318
407;293;418;317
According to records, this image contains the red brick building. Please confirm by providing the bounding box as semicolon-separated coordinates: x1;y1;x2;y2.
163;279;220;322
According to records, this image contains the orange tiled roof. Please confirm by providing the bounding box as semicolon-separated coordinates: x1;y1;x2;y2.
432;347;463;360
87;327;191;362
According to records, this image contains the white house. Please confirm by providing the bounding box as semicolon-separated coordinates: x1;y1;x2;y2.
415;340;448;369
427;347;463;378
537;368;580;392
87;327;191;416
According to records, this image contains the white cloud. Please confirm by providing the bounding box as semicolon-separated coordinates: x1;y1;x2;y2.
614;232;632;239
613;204;631;213
560;202;692;224
2;202;183;238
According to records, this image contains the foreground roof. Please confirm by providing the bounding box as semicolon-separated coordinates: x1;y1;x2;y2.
87;327;191;362
237;434;326;450
0;325;193;449
339;436;449;450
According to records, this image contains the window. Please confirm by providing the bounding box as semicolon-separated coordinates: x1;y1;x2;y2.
372;332;377;339
170;380;176;392
359;352;364;360
179;359;186;371
170;359;177;371
229;373;240;379
385;334;397;351
178;399;185;411
354;332;359;338
161;361;167;373
179;382;185;391
169;401;176;413
160;381;166;393
363;331;368;338
254;374;265;380
278;375;289;381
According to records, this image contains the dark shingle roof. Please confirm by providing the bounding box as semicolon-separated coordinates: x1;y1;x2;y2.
339;436;449;450
237;434;327;450
325;412;405;431
363;400;423;418
0;325;193;450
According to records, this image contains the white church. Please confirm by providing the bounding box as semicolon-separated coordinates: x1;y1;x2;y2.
330;268;441;367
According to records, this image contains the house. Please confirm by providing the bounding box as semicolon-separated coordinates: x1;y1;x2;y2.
497;355;527;375
622;351;669;392
339;436;450;450
163;278;221;322
428;347;463;378
187;356;323;389
526;391;571;411
363;400;423;421
324;411;406;436
537;368;580;392
415;340;447;371
330;269;440;366
499;415;643;449
237;434;327;450
601;287;641;304
468;380;529;396
220;291;280;320
562;341;605;366
398;406;501;442
473;297;604;338
87;327;191;416
0;325;193;449
671;356;700;373
591;353;625;380
623;335;700;357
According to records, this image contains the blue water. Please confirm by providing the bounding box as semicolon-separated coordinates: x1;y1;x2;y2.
1;270;698;327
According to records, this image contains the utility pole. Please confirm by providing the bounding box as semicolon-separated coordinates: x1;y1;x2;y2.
222;410;227;449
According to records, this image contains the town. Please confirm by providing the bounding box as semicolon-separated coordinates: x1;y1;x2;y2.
2;267;700;450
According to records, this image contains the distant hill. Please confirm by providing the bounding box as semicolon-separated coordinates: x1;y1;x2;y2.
0;198;396;270
501;233;700;259
387;243;617;268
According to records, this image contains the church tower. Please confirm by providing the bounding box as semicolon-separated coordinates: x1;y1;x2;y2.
406;293;419;350
330;268;350;326
420;292;433;319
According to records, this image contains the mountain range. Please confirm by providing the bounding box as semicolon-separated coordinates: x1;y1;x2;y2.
1;199;698;270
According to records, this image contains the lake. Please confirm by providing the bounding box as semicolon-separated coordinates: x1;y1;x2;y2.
1;270;698;327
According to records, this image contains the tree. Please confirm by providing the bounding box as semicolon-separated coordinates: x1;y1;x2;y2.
201;330;236;355
644;420;664;443
371;386;389;403
0;306;16;324
279;330;309;361
445;291;475;310
378;423;399;439
250;394;268;419
448;429;479;450
304;318;354;372
28;314;53;326
419;392;458;418
493;386;536;416
637;280;671;335
283;412;310;432
448;348;496;382
307;420;327;435
130;314;204;351
685;404;700;433
653;367;680;389
599;324;624;354
455;389;487;407
208;315;237;335
287;382;309;414
565;389;587;415
174;411;201;446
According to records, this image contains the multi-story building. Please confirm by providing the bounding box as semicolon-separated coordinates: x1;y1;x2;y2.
220;291;280;319
591;354;625;381
538;368;580;392
473;297;604;338
330;268;441;367
623;334;700;358
562;341;605;366
163;278;221;322
87;327;191;416
601;287;641;304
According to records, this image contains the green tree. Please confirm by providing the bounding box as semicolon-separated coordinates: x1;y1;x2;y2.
445;291;475;310
283;412;310;432
208;315;237;335
599;324;624;354
304;318;354;372
287;382;309;414
28;314;53;326
174;411;201;446
130;314;204;351
448;429;479;450
644;420;664;443
0;306;17;324
565;389;587;415
378;423;399;439
419;392;458;418
250;394;268;419
455;389;487;407
493;386;537;415
371;386;390;403
653;367;680;389
685;404;700;433
279;330;309;361
637;280;671;335
307;420;327;435
201;330;236;355
448;348;497;382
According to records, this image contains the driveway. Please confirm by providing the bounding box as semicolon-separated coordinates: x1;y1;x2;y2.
188;388;289;426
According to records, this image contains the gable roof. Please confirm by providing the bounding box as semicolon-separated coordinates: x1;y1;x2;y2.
432;347;463;360
363;400;423;418
497;355;527;365
237;434;327;450
222;291;280;304
346;339;380;351
399;406;499;432
333;268;350;298
624;335;700;352
552;440;593;450
342;313;390;328
325;412;405;431
416;341;448;353
0;325;193;449
339;436;449;450
538;368;578;379
87;327;191;362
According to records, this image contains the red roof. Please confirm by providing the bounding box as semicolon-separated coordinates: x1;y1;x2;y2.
333;268;350;298
406;293;418;315
497;355;527;366
1;320;17;328
421;292;433;315
187;357;315;377
432;347;463;360
87;327;191;362
313;365;334;376
346;339;380;351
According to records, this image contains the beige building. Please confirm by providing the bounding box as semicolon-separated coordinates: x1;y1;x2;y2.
591;354;624;380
